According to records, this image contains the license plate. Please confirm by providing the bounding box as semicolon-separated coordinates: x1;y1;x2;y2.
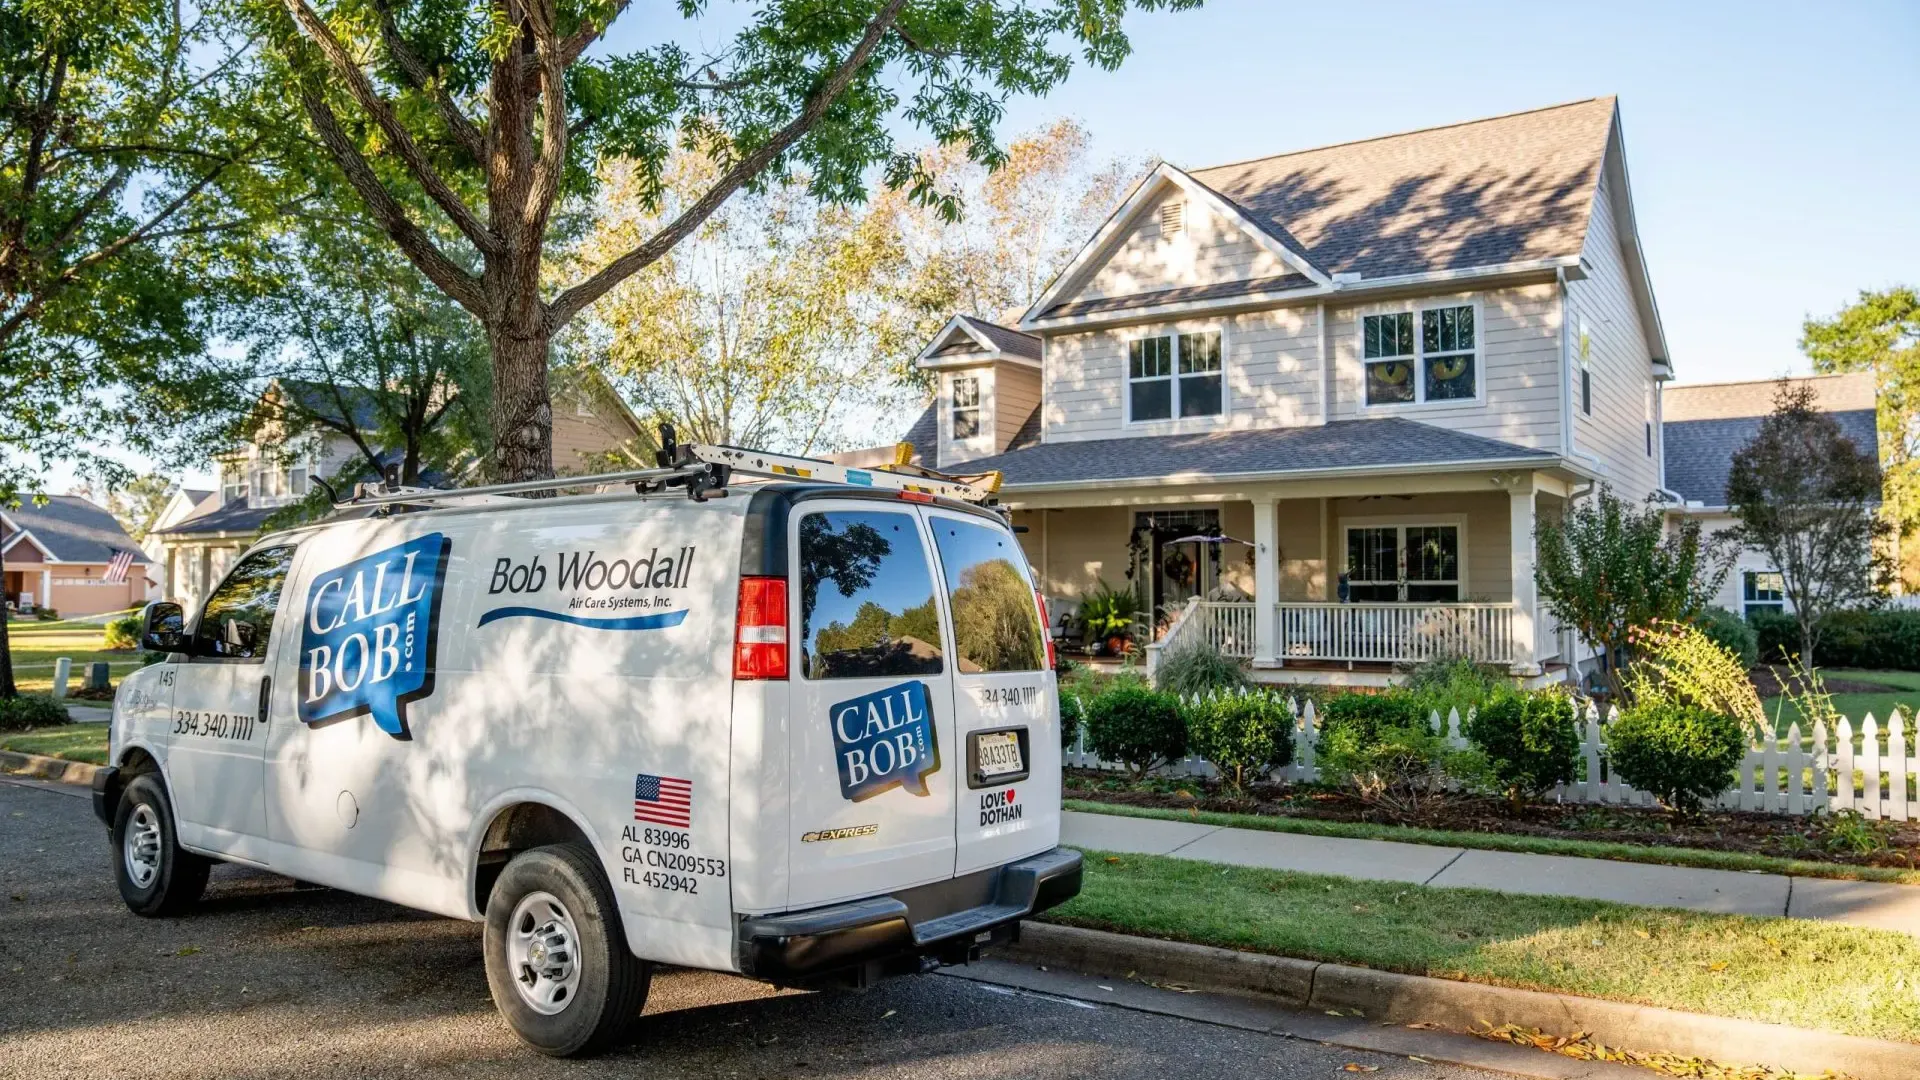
975;730;1025;778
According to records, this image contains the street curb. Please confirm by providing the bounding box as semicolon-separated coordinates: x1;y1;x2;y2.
1007;923;1912;1080
0;749;102;786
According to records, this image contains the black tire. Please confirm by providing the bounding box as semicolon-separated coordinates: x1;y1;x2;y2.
112;774;211;917
483;843;650;1057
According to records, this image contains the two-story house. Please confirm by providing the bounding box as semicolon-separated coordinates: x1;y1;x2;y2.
893;97;1670;685
150;374;647;612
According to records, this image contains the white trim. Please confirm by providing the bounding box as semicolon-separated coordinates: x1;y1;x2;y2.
941;369;995;459
1596;105;1671;370
1020;164;1331;327
1337;513;1471;600
1000;453;1570;494
0;527;59;562
1353;298;1485;413
1316;301;1330;426
950;373;986;444
1120;322;1230;430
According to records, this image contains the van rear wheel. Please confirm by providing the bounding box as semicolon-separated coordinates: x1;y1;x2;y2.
112;774;210;917
483;842;649;1057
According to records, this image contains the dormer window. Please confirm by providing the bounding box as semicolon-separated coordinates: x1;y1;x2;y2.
952;376;982;439
1363;304;1477;406
1128;330;1223;422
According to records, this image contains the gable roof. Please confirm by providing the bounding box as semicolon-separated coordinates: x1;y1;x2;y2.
1662;374;1881;506
956;315;1041;362
1028;97;1620;324
148;497;281;538
1;496;145;563
916;315;1042;368
956;417;1553;490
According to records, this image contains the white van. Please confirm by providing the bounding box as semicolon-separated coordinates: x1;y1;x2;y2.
93;446;1080;1056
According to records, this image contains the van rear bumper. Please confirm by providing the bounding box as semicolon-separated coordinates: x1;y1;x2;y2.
737;847;1082;982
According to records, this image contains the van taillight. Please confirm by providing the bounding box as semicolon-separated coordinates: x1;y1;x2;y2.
734;576;789;680
1034;589;1055;668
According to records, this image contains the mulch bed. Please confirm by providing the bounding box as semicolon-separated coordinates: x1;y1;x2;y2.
1065;769;1920;870
1748;665;1894;697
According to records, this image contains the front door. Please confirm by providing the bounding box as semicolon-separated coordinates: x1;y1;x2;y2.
167;544;299;860
786;506;958;910
922;508;1057;876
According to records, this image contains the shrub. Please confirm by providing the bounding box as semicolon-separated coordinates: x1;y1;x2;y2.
1316;690;1432;750
1694;607;1758;669
1058;688;1084;753
1315;689;1486;814
1749;607;1920;670
1084;684;1187;780
1748;608;1800;662
1465;689;1579;803
1184;691;1294;792
104;613;144;651
1623;620;1767;733
1400;654;1504;717
34;607;58;621
0;694;70;732
1606;699;1747;813
1154;640;1250;697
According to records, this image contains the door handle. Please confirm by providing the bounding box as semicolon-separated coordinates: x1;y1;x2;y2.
258;675;271;725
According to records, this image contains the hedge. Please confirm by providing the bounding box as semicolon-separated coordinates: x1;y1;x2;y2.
1750;608;1920;670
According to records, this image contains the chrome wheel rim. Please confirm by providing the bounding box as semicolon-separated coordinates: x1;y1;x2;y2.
506;891;581;1015
124;804;162;889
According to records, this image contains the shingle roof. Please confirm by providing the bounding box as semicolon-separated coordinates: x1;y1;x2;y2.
2;496;144;563
148;498;280;537
955;315;1041;361
900;403;937;465
1662;375;1882;506
1005;406;1042;453
1184;97;1615;282
959;418;1553;489
279;379;384;431
1045;273;1316;319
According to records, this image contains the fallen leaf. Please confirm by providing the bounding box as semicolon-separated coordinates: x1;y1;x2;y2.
1633;929;1651;939
1405;1021;1440;1030
1341;1065;1379;1073
1324;1009;1343;1017
1097;985;1114;992
1408;1056;1431;1064
880;1009;896;1019
174;946;200;957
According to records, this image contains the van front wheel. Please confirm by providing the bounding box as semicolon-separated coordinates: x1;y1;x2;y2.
112;774;210;917
483;843;650;1057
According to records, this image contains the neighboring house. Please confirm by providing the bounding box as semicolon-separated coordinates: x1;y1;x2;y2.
1;496;153;616
140;487;214;602
882;97;1671;685
1662;372;1882;617
150;374;647;613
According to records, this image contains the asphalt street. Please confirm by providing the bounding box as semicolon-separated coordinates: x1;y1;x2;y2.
0;776;1506;1080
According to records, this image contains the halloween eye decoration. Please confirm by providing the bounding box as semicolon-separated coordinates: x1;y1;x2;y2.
1429;355;1468;381
1373;361;1410;385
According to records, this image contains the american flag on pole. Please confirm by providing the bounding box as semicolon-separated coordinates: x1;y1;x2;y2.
633;773;693;828
103;549;136;584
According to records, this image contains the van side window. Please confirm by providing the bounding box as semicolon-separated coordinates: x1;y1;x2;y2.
192;546;296;661
930;520;1045;674
799;511;943;680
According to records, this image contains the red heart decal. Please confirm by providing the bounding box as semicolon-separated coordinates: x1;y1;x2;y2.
1006;789;1015;802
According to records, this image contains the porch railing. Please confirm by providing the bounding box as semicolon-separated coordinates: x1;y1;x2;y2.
1277;601;1515;666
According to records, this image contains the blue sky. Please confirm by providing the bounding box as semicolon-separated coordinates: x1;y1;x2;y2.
49;1;1919;493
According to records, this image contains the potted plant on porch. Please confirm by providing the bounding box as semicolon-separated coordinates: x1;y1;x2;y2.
1080;581;1144;657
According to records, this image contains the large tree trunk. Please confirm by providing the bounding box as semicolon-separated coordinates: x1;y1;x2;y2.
0;536;16;698
487;321;554;483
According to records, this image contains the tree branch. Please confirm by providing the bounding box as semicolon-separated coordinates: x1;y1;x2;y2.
368;0;486;160
545;0;909;330
298;89;484;315
520;0;569;238
283;0;499;254
559;0;631;66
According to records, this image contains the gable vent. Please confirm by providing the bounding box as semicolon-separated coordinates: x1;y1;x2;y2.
1158;200;1185;236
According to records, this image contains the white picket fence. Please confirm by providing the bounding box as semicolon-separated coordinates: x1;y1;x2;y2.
1063;691;1920;819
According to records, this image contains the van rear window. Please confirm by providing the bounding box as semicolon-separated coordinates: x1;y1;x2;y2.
799;510;943;680
930;519;1045;674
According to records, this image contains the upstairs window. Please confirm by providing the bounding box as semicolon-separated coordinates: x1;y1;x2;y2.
951;376;982;440
290;464;310;497
1128;330;1223;422
1363;304;1477;406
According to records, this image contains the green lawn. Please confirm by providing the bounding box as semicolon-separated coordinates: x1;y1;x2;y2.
0;725;109;765
5;623;147;696
1052;849;1920;1044
1067;800;1920;885
1763;669;1920;734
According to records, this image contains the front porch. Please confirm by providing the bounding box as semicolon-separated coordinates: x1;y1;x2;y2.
1010;466;1579;684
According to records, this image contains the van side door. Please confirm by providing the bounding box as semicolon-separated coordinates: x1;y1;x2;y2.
784;505;958;909
921;509;1059;875
166;544;299;861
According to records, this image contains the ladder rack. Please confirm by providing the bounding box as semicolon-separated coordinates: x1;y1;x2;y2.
334;428;1002;512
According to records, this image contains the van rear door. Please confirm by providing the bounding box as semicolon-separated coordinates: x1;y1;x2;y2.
920;509;1059;875
784;504;958;909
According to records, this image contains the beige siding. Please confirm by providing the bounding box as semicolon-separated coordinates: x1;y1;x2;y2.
1043;306;1322;443
1568;169;1662;497
993;361;1041;450
1022;506;1134;601
1075;188;1292;302
1276;498;1329;601
1327;284;1563;451
551;402;640;475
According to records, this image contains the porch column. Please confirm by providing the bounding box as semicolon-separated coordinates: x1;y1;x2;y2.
1252;496;1278;667
1509;483;1541;676
39;569;51;611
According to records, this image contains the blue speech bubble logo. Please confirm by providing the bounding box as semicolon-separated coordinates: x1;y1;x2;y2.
297;533;451;740
829;680;941;801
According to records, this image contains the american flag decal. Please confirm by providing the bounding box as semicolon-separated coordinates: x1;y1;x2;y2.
633;773;693;828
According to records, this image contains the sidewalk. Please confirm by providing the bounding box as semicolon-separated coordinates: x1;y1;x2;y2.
1062;809;1920;935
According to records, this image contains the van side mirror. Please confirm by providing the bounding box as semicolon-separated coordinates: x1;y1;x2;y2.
141;602;187;654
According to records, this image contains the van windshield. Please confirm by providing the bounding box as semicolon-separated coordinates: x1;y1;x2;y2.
929;519;1045;674
799;510;943;680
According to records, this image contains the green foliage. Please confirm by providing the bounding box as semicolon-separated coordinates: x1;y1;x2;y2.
1078;580;1144;644
103;615;144;652
1153;640;1250;698
1400;655;1505;718
1727;380;1893;668
1183;691;1294;792
1465;689;1579;803
1694;607;1759;669
1606;699;1747;813
1748;608;1801;663
1083;684;1187;780
1316;691;1432;749
1754;608;1920;671
1058;687;1084;752
1813;809;1896;856
1623;620;1768;734
0;693;70;732
1315;690;1488;814
1534;484;1735;693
